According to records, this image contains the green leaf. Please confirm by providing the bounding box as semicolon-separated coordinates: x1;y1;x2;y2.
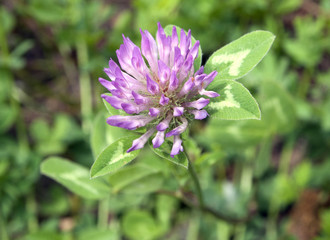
108;164;162;193
322;98;330;131
164;24;202;71
320;210;330;236
0;7;15;33
26;231;65;240
207;79;261;120
11;40;34;57
205;31;275;81
274;0;302;14
122;210;163;240
26;0;69;24
90;136;140;178
0;70;13;101
39;186;70;216
156;195;177;227
30;114;83;156
118;173;164;194
260;80;296;133
41;157;110;200
30;119;50;142
292;162;311;189
52;114;83;142
204;119;270;149
0;102;18;133
283;17;325;68
149;140;188;169
77;229;119;240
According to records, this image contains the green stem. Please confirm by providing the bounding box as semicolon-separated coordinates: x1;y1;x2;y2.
297;70;312;100
254;138;272;178
0;210;9;240
233;152;253;240
0;18;9;57
98;196;109;229
233;224;246;240
1;13;30;152
186;211;200;240
240;163;253;195
59;43;78;87
76;39;92;133
26;192;39;232
278;136;295;174
13;92;30;152
216;221;231;240
266;136;295;240
240;149;254;195
182;142;204;208
266;210;278;240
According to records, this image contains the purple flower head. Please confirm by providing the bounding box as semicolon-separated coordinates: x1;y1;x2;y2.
100;23;219;157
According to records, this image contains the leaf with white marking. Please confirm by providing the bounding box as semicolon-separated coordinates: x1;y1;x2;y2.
41;157;110;200
205;31;275;82
164;24;202;71
90;136;140;178
207;79;261;120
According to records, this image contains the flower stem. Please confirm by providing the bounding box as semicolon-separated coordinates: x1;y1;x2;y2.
182;142;204;208
266;136;295;240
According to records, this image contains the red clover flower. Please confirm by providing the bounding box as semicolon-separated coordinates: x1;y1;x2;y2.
99;23;219;157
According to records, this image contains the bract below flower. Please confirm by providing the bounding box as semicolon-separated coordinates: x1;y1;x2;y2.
100;23;219;157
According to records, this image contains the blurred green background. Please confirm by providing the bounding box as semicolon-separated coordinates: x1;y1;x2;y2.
0;0;330;239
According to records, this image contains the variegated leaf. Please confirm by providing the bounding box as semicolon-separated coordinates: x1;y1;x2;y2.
205;31;275;82
90;136;140;178
207;79;261;120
